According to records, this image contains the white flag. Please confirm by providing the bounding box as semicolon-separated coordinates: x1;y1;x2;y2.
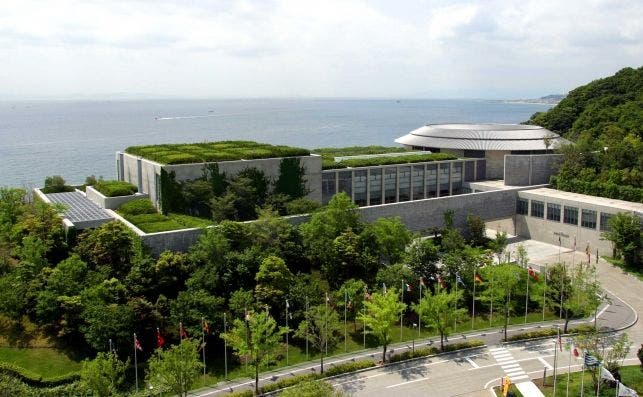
600;366;616;382
618;382;639;397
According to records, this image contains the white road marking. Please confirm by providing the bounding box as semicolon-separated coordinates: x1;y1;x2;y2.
489;347;506;352
465;357;480;368
538;357;553;370
502;364;520;370
332;372;385;386
385;377;427;389
510;375;529;380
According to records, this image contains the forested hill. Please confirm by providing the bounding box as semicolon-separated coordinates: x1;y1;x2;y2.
527;66;643;202
527;66;643;140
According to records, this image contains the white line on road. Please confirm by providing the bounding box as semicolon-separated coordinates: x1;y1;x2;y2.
501;364;520;370
537;357;553;370
465;357;480;368
332;372;385;386
385;377;426;389
510;374;529;381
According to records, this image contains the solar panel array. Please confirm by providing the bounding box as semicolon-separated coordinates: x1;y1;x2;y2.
46;192;114;224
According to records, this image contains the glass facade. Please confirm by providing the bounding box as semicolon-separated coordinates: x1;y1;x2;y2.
426;164;437;198
581;209;597;229
321;172;336;205
353;170;367;207
398;166;411;202
368;168;382;206
563;206;578;225
600;213;612;231
452;162;463;195
412;165;424;200
337;171;352;198
476;160;486;181
531;200;544;218
439;163;450;197
464;161;475;182
384;167;397;204
517;198;529;215
547;203;561;222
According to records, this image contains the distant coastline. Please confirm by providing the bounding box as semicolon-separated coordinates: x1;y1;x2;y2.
493;94;565;106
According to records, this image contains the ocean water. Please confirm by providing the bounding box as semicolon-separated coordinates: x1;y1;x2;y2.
0;98;551;188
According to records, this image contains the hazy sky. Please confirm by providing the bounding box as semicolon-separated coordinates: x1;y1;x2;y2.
1;0;641;99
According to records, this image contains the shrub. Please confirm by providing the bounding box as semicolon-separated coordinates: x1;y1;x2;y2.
118;199;157;216
93;180;137;197
260;373;318;393
322;360;375;377
507;326;592;342
0;362;79;387
389;347;437;363
442;339;485;352
42;175;73;193
285;198;321;215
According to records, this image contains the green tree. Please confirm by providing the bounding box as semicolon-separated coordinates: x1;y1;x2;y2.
43;175;69;193
294;303;342;373
80;352;128;396
220;311;287;395
361;217;413;265
324;229;376;288
548;263;601;333
489;230;508;263
466;214;487;247
602;212;642;267
359;289;406;363
413;286;466;351
146;339;203;397
75;221;136;278
481;264;521;341
404;238;440;284
574;331;631;392
274;157;308;199
255;255;293;313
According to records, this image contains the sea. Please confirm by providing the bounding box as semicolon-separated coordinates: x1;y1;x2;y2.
0;98;552;188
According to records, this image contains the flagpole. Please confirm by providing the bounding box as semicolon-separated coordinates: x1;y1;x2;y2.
418;278;422;337
472;269;476;330
325;292;328;357
223;313;228;380
490;274;494;326
553;329;558;397
596;364;600;397
400;280;404;340
285;300;289;366
305;296;309;361
133;333;139;393
543;264;548;321
454;278;458;332
525;268;529;324
566;337;571;397
580;351;585;397
344;291;347;352
363;292;366;349
202;317;206;377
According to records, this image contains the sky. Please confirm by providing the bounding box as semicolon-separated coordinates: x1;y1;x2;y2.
1;0;641;99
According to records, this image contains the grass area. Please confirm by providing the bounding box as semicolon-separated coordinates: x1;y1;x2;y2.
603;256;643;281
0;347;81;379
123;212;214;233
493;383;524;397
125;141;310;165
312;146;458;169
93;180;137;197
538;365;643;396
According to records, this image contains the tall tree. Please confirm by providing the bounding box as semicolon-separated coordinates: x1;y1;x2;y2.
602;212;642;267
413;286;466;351
480;264;521;341
255;256;293;313
80;352;128;397
146;339;202;397
294;304;342;373
359;289;406;363
361;217;413;265
220;311;287;395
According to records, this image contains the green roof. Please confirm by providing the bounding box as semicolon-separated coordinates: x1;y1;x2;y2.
125;141;311;165
311;146;458;169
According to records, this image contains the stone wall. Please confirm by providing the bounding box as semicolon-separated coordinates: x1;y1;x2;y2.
85;186;148;210
504;154;563;186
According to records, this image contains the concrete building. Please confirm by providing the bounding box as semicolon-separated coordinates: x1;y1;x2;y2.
394;124;569;179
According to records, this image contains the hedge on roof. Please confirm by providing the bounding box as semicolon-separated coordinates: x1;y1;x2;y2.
323;152;458;169
124;141;311;164
93;180;137;197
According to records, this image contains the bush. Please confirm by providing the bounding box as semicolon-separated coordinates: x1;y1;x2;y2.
508;326;593;342
285;198;321;215
0;362;79;387
322;360;375;377
42;175;73;193
93;180;137;197
389;347;437;363
442;339;485;352
260;373;318;393
118;199;157;216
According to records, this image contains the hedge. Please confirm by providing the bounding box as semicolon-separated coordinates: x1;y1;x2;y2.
551;176;643;203
125;141;311;165
389;339;485;363
93;180;137;197
507;324;595;342
321;152;458;169
118;198;157;216
0;362;79;387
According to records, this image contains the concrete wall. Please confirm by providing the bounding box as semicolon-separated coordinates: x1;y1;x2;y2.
85;186;148;210
504;154;563;186
119;152;322;208
485;150;508;180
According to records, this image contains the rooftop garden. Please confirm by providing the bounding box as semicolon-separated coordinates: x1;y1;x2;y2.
312;146;458;169
92;180;137;197
117;198;214;233
124;141;311;165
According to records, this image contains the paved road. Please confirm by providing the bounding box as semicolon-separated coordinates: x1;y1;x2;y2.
192;238;641;397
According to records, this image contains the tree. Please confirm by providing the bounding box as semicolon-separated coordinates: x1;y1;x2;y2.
361;217;413;265
146;339;202;397
602;212;642;267
323;229;375;288
294;304;342;373
255;256;293;313
220;311;287;395
413;286;466;351
274;157;308;199
75;221;136;278
43;175;68;193
404;238;440;286
489;230;508;263
481;264;521;341
80;352;128;396
547;263;601;332
466;214;487;247
574;331;631;392
359;289;406;363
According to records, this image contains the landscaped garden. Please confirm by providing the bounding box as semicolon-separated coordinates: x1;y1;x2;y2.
312;145;457;169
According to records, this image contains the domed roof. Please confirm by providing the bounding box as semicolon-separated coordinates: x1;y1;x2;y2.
395;123;569;151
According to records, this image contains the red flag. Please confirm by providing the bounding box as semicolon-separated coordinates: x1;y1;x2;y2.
528;266;539;282
474;273;484;284
156;328;165;348
202;319;210;334
134;334;143;352
437;275;447;289
180;322;189;339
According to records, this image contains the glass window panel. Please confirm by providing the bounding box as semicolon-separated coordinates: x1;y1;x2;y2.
452;162;463;195
581;209;597;229
384;167;397;203
426;164;437;198
517;198;529;215
412;165;424;200
464;161;475;182
337;171;352;198
547;203;561;222
531;200;544;218
398;166;411;202
476;160;486;181
600;213;612;231
321;172;336;205
439;163;450;197
369;168;382;206
563;206;578;225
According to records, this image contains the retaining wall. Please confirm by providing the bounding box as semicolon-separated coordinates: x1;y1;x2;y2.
504;154;563;186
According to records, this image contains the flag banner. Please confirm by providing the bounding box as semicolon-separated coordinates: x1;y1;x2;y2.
180;323;189;339
404;282;412;292
156;328;165;348
347;295;353;309
419;277;426;287
528;266;539;282
437;275;447;289
584;353;600;368
573;346;580;358
600;366;616;382
286;299;290;309
245;311;251;321
134;335;143;351
203;320;210;334
618;382;639;397
326;292;330;303
474;273;484;283
456;273;465;286
364;289;372;300
558;332;563;352
382;283;387;294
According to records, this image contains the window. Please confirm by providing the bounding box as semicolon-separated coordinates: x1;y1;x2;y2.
337;171;352;198
412;165;424;200
369;168;382;206
581;209;597;229
476;160;486;181
452;162;463;195
517;198;528;215
563;206;578;225
384;167;397;203
398;166;411;202
439;163;450;197
600;213;613;232
426;164;437;198
353;170;367;207
547;203;561;222
322;172;336;205
464;161;475;182
464;149;485;158
531;200;544;218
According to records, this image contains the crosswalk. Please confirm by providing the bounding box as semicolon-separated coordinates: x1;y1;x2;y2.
489;347;530;382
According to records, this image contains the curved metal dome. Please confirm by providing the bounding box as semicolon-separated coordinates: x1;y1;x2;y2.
395;123;569;151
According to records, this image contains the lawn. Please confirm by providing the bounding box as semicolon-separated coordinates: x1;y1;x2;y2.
538;365;643;396
0;347;81;379
122;212;214;233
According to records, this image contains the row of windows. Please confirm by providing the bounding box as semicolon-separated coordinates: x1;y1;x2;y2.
517;198;612;231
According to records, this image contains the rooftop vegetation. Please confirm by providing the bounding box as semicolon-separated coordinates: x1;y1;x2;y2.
117;198;213;233
92;180;137;197
313;147;458;169
124;141;311;165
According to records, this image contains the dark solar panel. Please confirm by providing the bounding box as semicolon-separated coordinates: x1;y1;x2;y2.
46;192;114;223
